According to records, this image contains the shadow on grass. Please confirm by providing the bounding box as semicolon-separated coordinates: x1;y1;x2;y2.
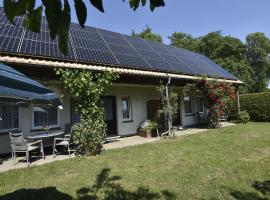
0;168;176;200
0;187;72;200
76;168;176;200
230;180;270;200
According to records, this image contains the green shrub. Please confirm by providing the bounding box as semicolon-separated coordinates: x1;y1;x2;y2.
56;68;118;155
240;92;270;122
238;111;250;123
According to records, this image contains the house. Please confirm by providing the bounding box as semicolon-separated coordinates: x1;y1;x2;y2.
0;8;241;154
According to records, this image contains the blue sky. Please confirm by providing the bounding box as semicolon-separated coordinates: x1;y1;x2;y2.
1;0;269;44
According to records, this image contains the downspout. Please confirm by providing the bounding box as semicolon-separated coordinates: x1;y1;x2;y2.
165;75;174;137
236;85;240;115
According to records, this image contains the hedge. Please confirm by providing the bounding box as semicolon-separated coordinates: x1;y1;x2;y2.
240;92;270;122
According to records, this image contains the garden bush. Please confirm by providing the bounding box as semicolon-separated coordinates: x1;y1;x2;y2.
238;111;250;123
240;92;270;121
56;68;118;155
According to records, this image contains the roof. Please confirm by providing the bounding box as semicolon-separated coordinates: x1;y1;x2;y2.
0;7;239;81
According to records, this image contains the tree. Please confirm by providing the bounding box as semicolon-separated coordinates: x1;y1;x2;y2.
169;32;199;51
245;32;270;92
132;26;163;43
3;0;165;54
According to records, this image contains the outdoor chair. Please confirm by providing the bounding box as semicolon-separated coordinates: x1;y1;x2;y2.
219;113;229;125
196;112;208;124
9;131;44;165
53;124;75;157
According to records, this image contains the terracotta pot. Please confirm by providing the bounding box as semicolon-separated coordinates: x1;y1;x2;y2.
137;129;156;138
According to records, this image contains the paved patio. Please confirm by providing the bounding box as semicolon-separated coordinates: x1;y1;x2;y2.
0;122;235;173
103;122;235;150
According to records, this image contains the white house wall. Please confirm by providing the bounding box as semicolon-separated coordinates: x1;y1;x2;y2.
0;82;204;154
106;85;160;136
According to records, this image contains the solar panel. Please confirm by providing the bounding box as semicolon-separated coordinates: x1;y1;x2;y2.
0;7;238;80
70;25;119;65
75;48;118;64
114;53;150;69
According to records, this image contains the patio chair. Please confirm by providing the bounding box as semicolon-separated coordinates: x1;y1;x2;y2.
53;124;75;157
219;113;229;125
9;131;44;165
196;112;208;124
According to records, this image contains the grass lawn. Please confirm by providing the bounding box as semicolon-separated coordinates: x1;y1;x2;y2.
0;123;270;200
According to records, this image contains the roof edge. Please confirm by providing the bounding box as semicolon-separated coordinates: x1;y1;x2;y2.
0;55;243;84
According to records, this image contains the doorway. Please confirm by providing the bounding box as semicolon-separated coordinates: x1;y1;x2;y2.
102;96;117;136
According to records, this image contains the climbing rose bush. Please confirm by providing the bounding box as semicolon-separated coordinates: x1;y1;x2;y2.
201;79;236;128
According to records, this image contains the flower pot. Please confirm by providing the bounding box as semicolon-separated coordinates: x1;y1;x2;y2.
137;130;152;138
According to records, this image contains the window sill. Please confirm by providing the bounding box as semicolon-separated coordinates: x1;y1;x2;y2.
185;113;195;117
0;131;9;136
0;129;20;136
31;127;61;132
122;120;133;123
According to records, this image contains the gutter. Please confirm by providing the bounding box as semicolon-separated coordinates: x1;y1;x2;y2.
0;55;243;84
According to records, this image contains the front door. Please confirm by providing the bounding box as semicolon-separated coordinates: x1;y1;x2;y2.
102;96;117;136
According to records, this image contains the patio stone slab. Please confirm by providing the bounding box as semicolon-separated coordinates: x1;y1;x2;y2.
0;154;75;173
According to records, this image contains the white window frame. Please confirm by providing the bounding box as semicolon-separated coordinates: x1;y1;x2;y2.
184;96;193;115
197;97;205;114
0;103;20;133
31;104;60;130
121;96;132;122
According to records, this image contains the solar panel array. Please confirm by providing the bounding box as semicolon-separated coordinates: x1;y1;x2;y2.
0;7;237;80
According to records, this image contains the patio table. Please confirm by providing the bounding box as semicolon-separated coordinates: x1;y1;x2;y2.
28;131;64;140
28;131;65;154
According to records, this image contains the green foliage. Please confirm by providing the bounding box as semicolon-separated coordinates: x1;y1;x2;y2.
246;33;270;93
240;92;270;122
199;79;236;128
156;84;178;136
74;0;87;28
132;26;163;43
4;0;165;55
238;111;250;123
55;68;118;155
141;120;159;133
169;32;200;52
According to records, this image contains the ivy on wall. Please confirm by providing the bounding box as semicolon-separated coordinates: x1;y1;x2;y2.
56;68;118;155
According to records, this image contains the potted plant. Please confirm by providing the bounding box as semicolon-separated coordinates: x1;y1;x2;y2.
137;120;159;138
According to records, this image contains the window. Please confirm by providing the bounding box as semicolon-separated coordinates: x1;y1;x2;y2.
184;96;192;115
70;99;80;124
121;97;132;121
0;103;19;131
197;97;204;113
33;105;59;128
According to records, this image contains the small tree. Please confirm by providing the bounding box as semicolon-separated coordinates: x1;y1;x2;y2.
156;84;178;137
56;68;118;155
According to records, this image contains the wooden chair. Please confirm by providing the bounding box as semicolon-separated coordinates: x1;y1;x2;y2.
9;131;44;165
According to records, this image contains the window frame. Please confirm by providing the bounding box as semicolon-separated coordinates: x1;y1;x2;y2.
184;96;193;116
31;104;60;130
0;102;19;133
197;97;205;114
121;96;132;122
